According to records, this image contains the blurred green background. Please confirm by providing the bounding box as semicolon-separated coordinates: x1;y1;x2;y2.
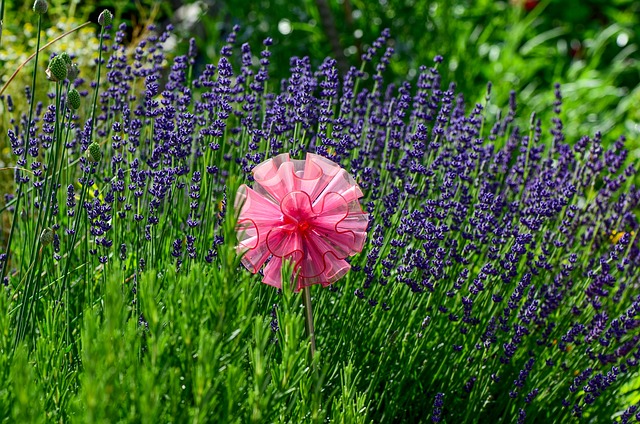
1;0;639;163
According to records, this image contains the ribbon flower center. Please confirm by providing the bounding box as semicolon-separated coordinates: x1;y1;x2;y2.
281;192;317;235
297;221;311;233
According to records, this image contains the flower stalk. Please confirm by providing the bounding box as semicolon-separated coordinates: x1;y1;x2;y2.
6;9;44;345
303;286;317;357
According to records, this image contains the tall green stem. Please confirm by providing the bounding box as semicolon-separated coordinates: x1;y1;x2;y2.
59;164;93;332
303;286;317;357
57;20;107;344
16;82;67;347
89;25;105;143
3;14;41;281
16;81;64;345
0;0;5;45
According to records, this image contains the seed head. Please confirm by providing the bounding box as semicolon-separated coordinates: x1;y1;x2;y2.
67;63;80;81
88;142;102;163
67;89;81;110
98;9;113;26
33;0;48;14
40;228;54;246
46;55;68;82
59;52;72;65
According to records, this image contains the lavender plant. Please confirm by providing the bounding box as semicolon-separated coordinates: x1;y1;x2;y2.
1;9;639;423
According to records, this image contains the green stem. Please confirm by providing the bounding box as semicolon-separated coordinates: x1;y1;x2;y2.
0;0;4;45
10;14;45;348
59;164;94;313
89;25;105;143
303;286;317;358
44;82;64;231
0;157;83;216
2;13;42;284
15;79;67;346
54;91;75;346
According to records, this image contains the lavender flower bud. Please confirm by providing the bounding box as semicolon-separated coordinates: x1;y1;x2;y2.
98;10;113;26
67;89;81;110
40;228;54;246
46;55;68;82
33;0;48;14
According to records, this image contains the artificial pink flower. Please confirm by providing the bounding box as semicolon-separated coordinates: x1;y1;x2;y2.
236;153;368;291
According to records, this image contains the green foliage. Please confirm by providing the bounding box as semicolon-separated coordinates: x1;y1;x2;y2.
0;289;13;420
9;345;46;423
0;260;371;422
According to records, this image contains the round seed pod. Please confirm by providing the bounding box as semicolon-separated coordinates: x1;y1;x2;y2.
88;142;102;163
98;10;113;26
67;89;81;110
33;0;48;14
67;63;80;82
46;55;68;82
40;228;54;246
59;52;72;65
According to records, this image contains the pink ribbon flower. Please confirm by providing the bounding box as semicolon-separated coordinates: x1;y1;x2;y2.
236;153;369;291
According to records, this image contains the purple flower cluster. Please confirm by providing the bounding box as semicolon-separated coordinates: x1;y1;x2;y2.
431;392;444;423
